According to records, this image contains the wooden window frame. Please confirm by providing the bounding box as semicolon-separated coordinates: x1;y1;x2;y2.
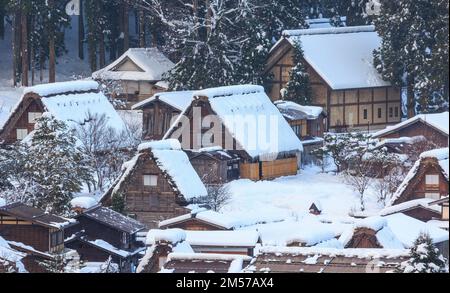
143;174;158;187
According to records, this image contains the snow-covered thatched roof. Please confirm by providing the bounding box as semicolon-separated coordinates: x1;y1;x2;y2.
108;139;207;201
275;25;390;90
159;209;238;230
373;112;449;138
274;100;325;121
92;48;175;82
7;80;127;134
172;85;303;159
132;91;194;112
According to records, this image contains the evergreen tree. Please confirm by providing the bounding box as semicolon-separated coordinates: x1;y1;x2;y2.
281;43;312;105
24;114;93;216
374;0;449;117
397;233;448;273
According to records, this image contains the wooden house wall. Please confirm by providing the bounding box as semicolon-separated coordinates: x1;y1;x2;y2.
189;157;230;185
345;229;382;249
121;153;190;228
0;95;44;144
266;42;402;132
377;121;449;148
141;100;181;141
20;254;53;273
75;217;125;249
0;222;50;252
402;207;442;222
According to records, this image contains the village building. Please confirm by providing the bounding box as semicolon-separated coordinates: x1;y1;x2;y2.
184;230;261;257
379;199;442;223
275;100;327;165
92;48;175;107
340;214;449;258
136;229;194;273
165;85;303;181
372;112;449;148
101;140;208;228
388;148;449;218
186;148;241;185
0;202;77;273
159;209;237;231
245;246;409;273
162;253;252;273
266;25;402;132
0;80;127;145
428;197;449;231
132;91;194;141
65;205;146;273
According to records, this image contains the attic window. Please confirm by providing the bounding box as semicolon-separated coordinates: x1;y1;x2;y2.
425;174;439;187
16;129;28;140
144;175;158;187
28;112;42;124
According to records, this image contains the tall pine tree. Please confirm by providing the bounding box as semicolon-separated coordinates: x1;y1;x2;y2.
374;0;449;117
24;114;93;216
281;43;312;105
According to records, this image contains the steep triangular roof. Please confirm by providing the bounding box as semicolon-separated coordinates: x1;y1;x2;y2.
372;112;449;138
92;48;175;82
102;139;207;203
270;25;390;90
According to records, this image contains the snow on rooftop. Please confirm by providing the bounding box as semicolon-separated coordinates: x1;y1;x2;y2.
390;148;449;205
0;236;26;272
373;112;449;137
70;197;98;210
92;48;175;81
146;229;187;246
23;80;99;97
280;25;390;90
41;91;127;133
159;209;238;230
185;230;260;247
193;85;303;158
167;252;252;263
132;91;194;112
338;216;404;249
384;213;449;247
275;100;324;120
379;198;442;217
138;139;207;200
258;246;410;259
0;198;5;207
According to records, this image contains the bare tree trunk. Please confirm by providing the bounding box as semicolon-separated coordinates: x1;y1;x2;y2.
21;10;29;86
39;47;44;82
49;36;56;83
123;3;130;51
78;0;85;60
139;9;146;48
12;13;17;87
99;30;106;68
407;75;415;118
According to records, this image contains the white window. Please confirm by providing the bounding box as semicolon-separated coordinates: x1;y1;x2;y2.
425;193;441;200
143;175;158;187
16;129;28;140
28;112;42;124
425;175;439;186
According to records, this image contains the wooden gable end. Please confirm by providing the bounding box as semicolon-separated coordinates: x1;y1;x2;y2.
104;151;190;228
113;57;145;72
345;228;383;249
377;120;449;148
394;158;449;206
142;99;182;141
0;94;45;144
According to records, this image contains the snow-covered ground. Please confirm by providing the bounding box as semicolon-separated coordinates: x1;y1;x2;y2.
221;166;382;223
